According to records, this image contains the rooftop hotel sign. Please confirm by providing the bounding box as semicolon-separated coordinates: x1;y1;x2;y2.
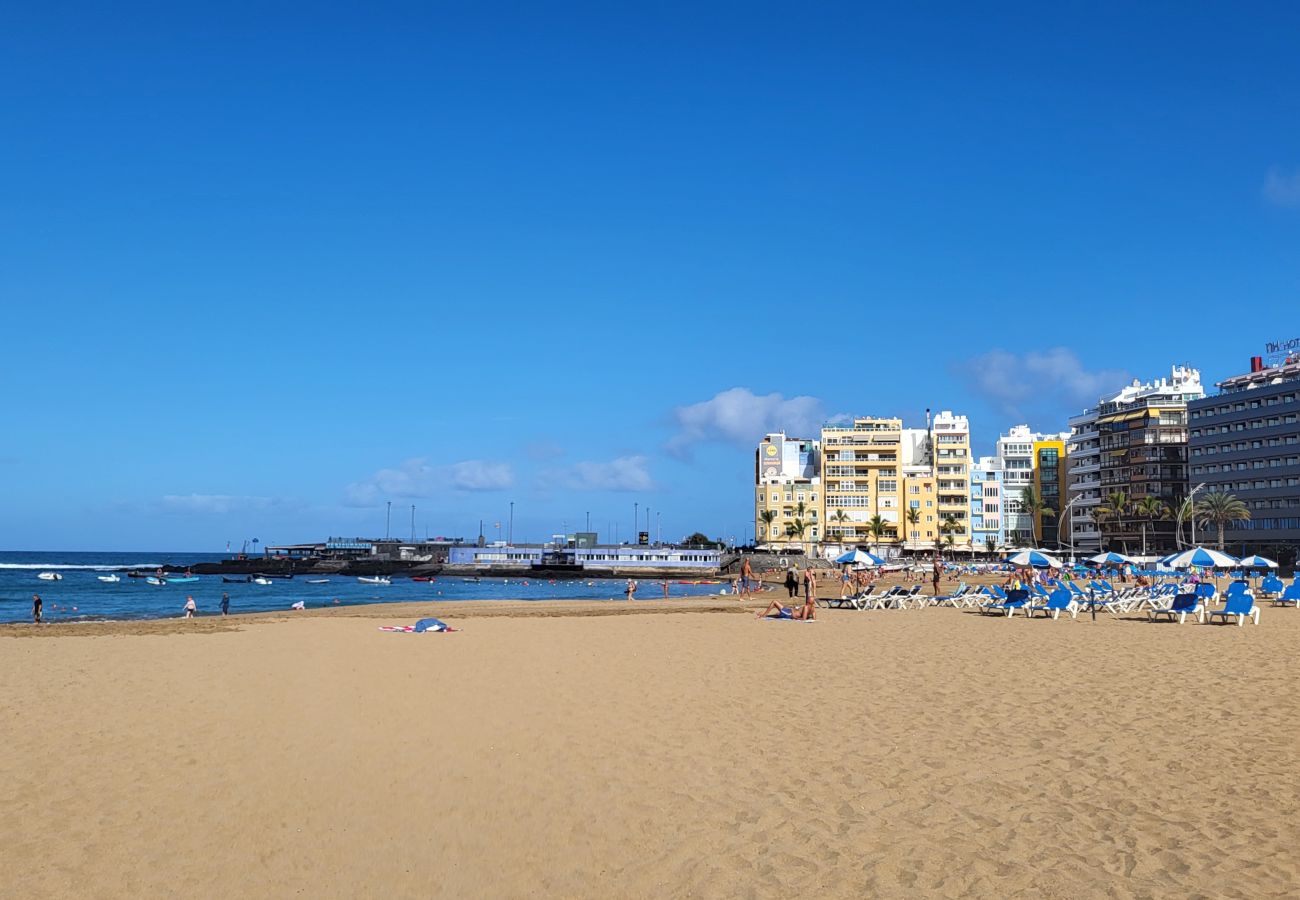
1266;337;1300;365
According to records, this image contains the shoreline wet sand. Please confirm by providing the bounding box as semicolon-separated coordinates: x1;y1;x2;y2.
6;589;1298;898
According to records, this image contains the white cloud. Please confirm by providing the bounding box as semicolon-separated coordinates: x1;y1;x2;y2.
344;458;514;506
667;387;829;456
956;348;1129;420
542;455;655;492
157;494;279;515
1263;167;1300;208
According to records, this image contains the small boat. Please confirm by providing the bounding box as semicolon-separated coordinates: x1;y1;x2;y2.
252;577;273;586
145;576;166;586
126;571;150;578
255;573;295;580
166;576;200;585
37;572;63;581
97;574;121;583
306;578;330;584
222;576;251;584
357;576;391;585
411;576;433;582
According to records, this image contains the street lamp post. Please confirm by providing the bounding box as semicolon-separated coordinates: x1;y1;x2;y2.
1186;482;1207;548
1057;496;1081;566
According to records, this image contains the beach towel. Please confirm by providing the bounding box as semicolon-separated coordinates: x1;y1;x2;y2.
379;617;457;633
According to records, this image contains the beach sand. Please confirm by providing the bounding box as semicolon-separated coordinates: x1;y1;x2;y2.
4;596;1298;898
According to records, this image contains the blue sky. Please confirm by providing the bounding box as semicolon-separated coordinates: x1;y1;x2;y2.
2;2;1297;551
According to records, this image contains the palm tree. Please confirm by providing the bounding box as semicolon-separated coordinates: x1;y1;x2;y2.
866;514;889;556
759;509;777;545
831;509;851;543
1194;492;1251;551
1096;491;1129;552
1133;496;1170;558
1019;486;1055;546
905;507;921;551
984;536;997;557
790;518;808;554
937;515;958;559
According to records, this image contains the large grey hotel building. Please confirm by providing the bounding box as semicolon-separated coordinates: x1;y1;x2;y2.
1188;348;1300;554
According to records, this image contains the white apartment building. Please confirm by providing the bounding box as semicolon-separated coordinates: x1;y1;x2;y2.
1066;407;1103;553
995;424;1069;547
1065;366;1204;555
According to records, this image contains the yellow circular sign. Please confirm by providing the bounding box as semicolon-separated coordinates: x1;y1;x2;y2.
765;445;778;457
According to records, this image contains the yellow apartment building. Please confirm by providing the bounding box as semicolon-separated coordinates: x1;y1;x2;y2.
753;433;823;550
820;417;907;550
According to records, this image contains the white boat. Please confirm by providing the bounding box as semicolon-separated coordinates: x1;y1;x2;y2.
252;577;273;586
357;576;391;585
306;578;330;584
97;574;121;583
145;576;166;586
37;572;62;581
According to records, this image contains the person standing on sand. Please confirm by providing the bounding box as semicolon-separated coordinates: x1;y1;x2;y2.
625;578;637;601
784;567;798;598
802;566;816;605
184;596;197;618
220;593;230;616
32;594;42;624
740;557;754;596
932;556;942;595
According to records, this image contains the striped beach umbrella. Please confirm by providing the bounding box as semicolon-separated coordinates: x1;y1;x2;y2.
1164;547;1239;569
1087;552;1133;565
1005;549;1063;568
835;549;884;566
1236;554;1278;569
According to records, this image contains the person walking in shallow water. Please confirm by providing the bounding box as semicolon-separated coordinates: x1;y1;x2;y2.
183;596;197;618
32;593;42;624
220;593;230;616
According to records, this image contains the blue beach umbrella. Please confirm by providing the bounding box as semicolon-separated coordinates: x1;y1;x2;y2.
1005;549;1063;568
1236;554;1278;569
1087;552;1133;565
835;549;884;566
1164;547;1239;569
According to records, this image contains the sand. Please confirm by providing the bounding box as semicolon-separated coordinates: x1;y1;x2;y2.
4;595;1298;899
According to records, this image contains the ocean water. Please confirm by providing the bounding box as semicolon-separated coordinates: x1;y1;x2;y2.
0;551;726;624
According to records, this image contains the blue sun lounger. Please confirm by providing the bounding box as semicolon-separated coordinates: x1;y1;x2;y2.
1147;592;1204;624
1207;585;1260;627
1273;582;1300;608
979;588;1029;617
1028;587;1078;620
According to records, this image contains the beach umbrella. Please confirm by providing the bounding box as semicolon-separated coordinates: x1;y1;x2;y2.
1086;552;1133;566
1163;547;1239;569
1236;554;1278;569
835;549;884;566
1004;549;1063;568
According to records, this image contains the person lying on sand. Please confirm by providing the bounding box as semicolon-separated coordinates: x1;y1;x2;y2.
756;597;815;621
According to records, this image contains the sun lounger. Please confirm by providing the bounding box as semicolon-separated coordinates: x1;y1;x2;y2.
1273;582;1300;609
979;588;1030;617
1028;587;1078;620
1147;592;1204;624
1206;587;1260;627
